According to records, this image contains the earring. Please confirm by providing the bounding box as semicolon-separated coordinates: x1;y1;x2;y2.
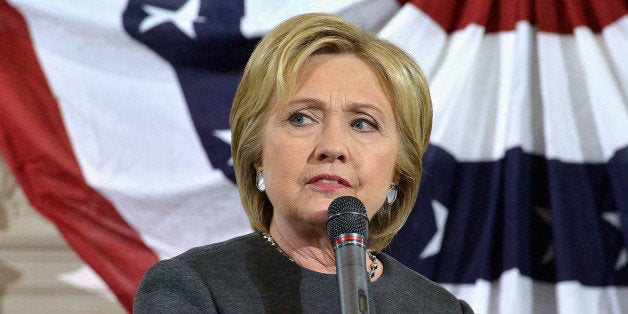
256;170;265;192
386;185;397;205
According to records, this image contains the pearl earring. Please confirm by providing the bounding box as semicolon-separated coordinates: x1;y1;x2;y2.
256;171;265;192
387;185;397;205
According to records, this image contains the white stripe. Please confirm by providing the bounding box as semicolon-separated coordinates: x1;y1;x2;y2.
537;24;628;162
378;3;448;78
537;32;597;161
10;0;251;258
240;0;400;38
504;22;543;161
574;22;628;161
557;281;627;314
442;268;628;314
603;16;628;98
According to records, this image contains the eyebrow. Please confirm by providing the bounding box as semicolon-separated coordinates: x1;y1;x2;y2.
287;98;386;116
286;98;326;109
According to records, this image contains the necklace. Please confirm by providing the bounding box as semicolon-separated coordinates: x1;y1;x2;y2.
261;232;379;279
262;232;295;263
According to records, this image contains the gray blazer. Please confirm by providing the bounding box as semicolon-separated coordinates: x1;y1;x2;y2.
135;232;474;313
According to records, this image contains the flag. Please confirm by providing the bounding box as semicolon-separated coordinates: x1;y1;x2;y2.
382;1;628;313
0;0;626;313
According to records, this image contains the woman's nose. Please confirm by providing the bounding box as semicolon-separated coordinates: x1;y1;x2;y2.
314;122;348;163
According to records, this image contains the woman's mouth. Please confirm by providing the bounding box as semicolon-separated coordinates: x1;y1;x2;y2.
309;174;351;190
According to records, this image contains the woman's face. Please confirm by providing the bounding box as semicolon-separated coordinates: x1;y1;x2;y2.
261;54;399;232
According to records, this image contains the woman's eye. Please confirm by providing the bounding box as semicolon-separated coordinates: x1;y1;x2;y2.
289;112;313;126
352;119;378;132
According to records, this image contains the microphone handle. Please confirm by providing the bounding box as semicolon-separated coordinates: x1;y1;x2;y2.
335;244;370;313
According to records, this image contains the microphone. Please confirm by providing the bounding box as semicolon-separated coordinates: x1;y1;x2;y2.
327;196;371;314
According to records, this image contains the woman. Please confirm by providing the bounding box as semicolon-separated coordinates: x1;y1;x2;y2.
135;13;474;313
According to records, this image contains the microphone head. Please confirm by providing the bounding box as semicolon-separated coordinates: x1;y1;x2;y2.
326;196;369;244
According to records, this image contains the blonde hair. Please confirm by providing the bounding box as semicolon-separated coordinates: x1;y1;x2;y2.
229;13;432;251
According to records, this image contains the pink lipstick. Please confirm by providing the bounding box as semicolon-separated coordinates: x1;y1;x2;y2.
309;174;351;190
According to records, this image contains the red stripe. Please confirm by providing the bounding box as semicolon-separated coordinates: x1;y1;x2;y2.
0;2;158;311
333;234;366;247
409;0;628;34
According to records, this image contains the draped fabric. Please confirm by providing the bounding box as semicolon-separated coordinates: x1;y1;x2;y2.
382;2;628;312
0;0;626;312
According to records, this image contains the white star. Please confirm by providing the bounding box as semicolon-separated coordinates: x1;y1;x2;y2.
139;0;206;39
615;250;628;271
602;212;627;270
212;129;232;166
535;206;555;264
419;200;449;259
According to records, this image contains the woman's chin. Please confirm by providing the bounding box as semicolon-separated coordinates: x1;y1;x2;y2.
292;207;331;234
